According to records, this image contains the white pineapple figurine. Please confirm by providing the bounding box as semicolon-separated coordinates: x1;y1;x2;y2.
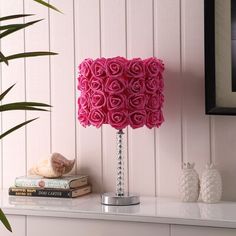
179;162;199;202
201;163;222;203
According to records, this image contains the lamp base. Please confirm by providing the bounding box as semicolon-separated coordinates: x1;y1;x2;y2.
101;192;140;206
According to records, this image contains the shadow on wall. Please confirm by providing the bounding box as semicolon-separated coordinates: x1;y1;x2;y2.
164;68;205;121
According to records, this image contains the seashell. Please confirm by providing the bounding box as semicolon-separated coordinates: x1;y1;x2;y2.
28;153;75;178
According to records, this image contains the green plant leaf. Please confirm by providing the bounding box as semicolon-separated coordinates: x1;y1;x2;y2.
0;118;38;140
0;23;36;31
0;14;33;22
0;51;57;63
33;0;62;13
0;102;51;112
0;84;16;101
0;19;42;39
0;209;12;232
0;51;8;65
4;102;51;107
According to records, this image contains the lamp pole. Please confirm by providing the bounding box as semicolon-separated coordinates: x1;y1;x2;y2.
116;130;125;197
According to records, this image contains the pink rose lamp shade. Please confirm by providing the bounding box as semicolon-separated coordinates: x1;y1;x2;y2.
77;56;165;205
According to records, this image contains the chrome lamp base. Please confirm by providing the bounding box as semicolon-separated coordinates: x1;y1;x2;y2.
101;193;140;206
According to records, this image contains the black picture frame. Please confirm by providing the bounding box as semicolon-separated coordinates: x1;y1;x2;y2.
205;0;236;115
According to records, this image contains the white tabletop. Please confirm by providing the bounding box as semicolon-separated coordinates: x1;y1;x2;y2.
1;190;236;229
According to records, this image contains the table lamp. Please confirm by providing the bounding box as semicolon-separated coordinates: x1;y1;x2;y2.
77;56;164;206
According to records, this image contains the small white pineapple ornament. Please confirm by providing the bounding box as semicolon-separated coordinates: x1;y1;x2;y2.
201;163;222;204
179;163;199;202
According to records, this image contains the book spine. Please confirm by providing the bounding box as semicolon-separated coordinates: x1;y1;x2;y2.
15;178;70;189
9;188;72;198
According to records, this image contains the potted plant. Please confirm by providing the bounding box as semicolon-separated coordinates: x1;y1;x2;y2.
0;0;60;232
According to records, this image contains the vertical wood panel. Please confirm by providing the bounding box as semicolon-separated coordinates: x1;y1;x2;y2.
50;0;76;160
1;0;26;188
100;0;127;193
75;0;102;193
212;116;236;201
24;1;51;171
181;0;210;173
127;0;156;196
0;215;25;236
154;0;182;197
210;0;236;200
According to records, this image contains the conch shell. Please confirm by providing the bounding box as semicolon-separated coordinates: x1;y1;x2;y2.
28;153;75;178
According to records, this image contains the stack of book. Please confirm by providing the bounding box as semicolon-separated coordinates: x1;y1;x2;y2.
9;175;91;198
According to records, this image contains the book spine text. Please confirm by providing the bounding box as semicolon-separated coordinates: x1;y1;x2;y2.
9;188;72;198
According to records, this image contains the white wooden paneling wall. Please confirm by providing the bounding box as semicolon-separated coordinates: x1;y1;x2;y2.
24;0;51;177
127;0;156;196
1;0;26;190
1;0;236;218
50;0;76;161
181;0;210;173
75;0;102;193
154;0;182;197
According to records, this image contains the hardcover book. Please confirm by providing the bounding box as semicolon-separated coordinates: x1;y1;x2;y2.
9;185;91;198
15;175;88;189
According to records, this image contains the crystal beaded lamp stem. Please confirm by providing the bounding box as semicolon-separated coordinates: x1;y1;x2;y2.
101;130;140;206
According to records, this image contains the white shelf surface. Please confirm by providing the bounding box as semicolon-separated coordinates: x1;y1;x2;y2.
1;190;236;228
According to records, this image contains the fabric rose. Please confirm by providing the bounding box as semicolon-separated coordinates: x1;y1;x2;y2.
126;58;145;78
144;57;164;77
89;109;107;128
115;56;127;63
90;76;104;92
129;110;146;129
91;58;107;79
77;75;90;92
106;57;126;77
128;77;145;94
128;94;146;110
146;93;164;111
91;91;106;109
79;58;93;78
108;110;128;130
105;77;127;94
107;94;126;111
146;111;164;129
158;59;164;73
159;93;164;107
78;109;90;127
145;78;158;94
78;93;90;111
